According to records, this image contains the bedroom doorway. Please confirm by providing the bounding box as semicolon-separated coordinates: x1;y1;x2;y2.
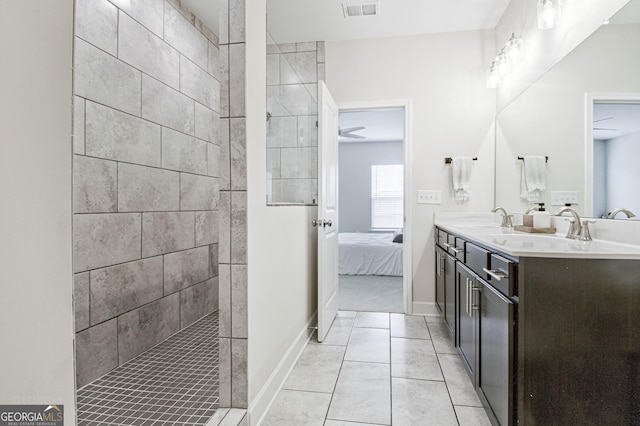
336;103;411;313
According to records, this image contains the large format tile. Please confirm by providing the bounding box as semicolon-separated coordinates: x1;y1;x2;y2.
267;116;297;148
391;337;443;381
208;42;220;79
231;338;248;407
209;243;219;277
327;361;391;425
281;52;317;84
297;115;318;147
208;143;220;177
219;118;231;190
228;0;245;44
280;147;317;179
118;12;179;89
218;0;229;45
284;344;345;393
73;96;85;154
391;377;458;426
141;75;195;135
161;127;208;175
180;277;218;327
195;102;219;143
267;148;281;179
73;155;117;213
266;53;279;86
390;313;430;339
89;256;164;324
354;312;390;329
75;319;118;388
344;327;390;363
85;101;161;167
229;43;245;117
73;213;141;272
180;173;219;211
196;211;218;246
115;0;163;37
437;353;483;406
75;0;117;55
231;265;248;338
74;272;90;332
218;337;231;407
117;293;180;363
271;178;317;204
164;3;209;70
324;422;379;426
219;44;230;118
75;38;141;116
230;191;247;263
218;264;231;337
428;321;457;354
230;118;247;190
311;315;354;346
267;84;317;117
163;246;210;294
142;211;195;257
261;390;331;426
118;162;180;212
218;191;231;264
455;405;492;426
180;56;219;111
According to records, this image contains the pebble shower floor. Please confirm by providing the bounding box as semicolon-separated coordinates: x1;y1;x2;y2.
77;311;219;425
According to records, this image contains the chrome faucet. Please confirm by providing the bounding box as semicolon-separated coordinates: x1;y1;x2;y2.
555;207;582;239
607;208;636;219
492;207;513;228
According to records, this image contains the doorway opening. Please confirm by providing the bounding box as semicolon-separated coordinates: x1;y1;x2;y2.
336;104;411;313
586;94;640;218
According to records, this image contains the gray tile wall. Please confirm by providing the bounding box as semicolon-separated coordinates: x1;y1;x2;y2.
266;40;324;204
73;0;220;388
219;0;248;409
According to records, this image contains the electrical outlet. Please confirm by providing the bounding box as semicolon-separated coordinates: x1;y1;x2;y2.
418;190;441;204
551;191;579;206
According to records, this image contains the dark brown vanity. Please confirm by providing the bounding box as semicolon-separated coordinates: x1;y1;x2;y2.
435;222;640;425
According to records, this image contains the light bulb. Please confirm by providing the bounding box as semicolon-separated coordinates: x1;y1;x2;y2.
487;62;501;89
537;0;557;30
495;49;509;77
506;33;523;64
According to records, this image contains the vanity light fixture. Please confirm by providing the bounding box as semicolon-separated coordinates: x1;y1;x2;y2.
506;33;524;63
537;0;557;30
495;48;509;77
487;61;501;88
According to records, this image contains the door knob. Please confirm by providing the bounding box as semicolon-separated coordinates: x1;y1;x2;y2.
312;219;319;227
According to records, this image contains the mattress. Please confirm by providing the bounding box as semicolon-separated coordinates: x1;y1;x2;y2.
338;232;403;276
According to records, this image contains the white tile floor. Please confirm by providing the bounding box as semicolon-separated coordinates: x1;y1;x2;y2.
261;311;492;426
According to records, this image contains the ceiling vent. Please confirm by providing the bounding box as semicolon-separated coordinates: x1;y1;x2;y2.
342;1;379;18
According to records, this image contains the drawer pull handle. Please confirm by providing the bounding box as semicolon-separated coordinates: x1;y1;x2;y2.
443;243;463;253
483;267;508;281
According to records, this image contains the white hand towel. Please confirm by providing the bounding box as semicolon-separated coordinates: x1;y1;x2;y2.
520;156;546;202
452;157;473;203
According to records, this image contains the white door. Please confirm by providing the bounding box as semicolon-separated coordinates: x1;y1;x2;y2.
316;81;339;342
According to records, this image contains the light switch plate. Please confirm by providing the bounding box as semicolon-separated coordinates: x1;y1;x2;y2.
418;190;441;204
551;191;579;205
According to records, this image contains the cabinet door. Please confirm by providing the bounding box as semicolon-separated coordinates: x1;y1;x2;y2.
435;246;445;315
443;251;456;338
478;280;515;426
457;263;477;379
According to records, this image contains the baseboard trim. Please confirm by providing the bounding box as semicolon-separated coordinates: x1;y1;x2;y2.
412;301;440;316
249;312;317;426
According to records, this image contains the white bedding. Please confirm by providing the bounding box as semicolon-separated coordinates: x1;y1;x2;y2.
338;233;403;276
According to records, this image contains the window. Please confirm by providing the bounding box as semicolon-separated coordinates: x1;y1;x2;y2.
371;164;404;229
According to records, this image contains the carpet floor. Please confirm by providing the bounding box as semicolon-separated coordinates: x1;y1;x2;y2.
338;274;403;313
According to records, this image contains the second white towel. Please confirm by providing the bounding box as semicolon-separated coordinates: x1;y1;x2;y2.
452;157;474;203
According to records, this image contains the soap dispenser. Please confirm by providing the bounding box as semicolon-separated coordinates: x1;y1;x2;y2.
532;203;551;228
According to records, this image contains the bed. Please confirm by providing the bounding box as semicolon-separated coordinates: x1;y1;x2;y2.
338;232;403;276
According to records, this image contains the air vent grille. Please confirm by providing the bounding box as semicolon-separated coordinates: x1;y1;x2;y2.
342;1;379;18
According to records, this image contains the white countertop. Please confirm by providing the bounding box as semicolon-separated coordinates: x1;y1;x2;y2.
434;212;640;260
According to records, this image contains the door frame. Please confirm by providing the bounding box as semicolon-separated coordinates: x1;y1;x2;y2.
584;92;640;217
337;99;413;314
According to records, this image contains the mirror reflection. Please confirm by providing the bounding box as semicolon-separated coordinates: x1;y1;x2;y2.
495;0;640;218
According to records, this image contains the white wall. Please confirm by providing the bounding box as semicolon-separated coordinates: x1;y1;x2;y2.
593;140;607;218
606;130;640;216
0;1;76;421
246;0;318;421
327;31;496;309
495;23;640;216
339;141;403;232
495;0;629;111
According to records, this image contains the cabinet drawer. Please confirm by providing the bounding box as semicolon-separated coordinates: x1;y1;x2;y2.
465;242;490;278
484;254;517;297
453;237;466;262
437;229;448;248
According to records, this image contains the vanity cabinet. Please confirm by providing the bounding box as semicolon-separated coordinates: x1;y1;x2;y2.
456;263;478;379
435;243;456;338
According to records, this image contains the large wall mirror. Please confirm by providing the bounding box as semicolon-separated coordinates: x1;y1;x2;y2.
495;0;640;218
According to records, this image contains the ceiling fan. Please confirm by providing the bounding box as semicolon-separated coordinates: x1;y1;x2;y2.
593;117;619;131
338;126;366;139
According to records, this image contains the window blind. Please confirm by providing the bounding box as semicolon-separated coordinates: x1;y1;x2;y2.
371;164;403;229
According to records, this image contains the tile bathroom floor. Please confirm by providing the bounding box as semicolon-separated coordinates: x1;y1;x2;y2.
261;311;491;426
77;311;219;426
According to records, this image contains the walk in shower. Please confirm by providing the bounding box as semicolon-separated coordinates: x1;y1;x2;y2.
73;0;221;422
